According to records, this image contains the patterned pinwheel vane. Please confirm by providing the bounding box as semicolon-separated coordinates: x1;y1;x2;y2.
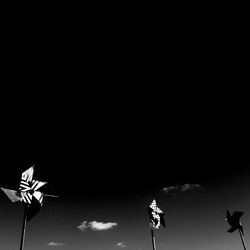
1;166;57;250
148;199;166;250
148;199;165;229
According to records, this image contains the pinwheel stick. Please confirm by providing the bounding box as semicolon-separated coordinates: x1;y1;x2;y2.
239;229;247;250
43;194;59;198
151;229;156;250
20;204;29;250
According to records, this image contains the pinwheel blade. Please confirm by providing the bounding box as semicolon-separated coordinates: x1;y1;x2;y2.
27;198;42;221
31;181;47;191
21;166;34;183
33;191;44;205
1;188;21;202
148;199;165;229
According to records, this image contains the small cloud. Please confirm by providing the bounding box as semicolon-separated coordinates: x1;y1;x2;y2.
90;221;118;231
181;183;201;192
78;221;118;231
77;221;89;231
162;185;179;194
116;242;127;248
48;242;64;247
163;183;201;194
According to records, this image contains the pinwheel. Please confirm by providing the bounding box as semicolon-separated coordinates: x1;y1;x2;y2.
148;199;165;250
1;166;57;250
226;210;247;250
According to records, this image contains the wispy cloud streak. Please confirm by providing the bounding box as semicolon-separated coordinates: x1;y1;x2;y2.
162;185;179;193
116;242;127;248
181;183;201;192
78;221;118;231
163;183;201;194
48;242;64;247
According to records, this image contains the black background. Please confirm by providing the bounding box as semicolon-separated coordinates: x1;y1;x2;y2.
1;1;249;201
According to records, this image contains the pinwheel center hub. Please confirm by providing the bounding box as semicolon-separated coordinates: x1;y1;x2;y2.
29;189;34;195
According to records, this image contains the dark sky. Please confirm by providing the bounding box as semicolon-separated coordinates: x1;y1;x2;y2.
0;49;249;250
1;2;249;249
0;152;250;250
1;90;249;250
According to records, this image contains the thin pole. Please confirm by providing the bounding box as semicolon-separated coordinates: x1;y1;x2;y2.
20;205;29;250
43;194;59;198
151;229;156;250
239;229;247;250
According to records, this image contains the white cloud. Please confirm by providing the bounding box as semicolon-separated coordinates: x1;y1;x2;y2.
78;221;118;231
162;185;179;193
77;221;89;231
116;242;127;248
163;183;201;194
90;221;118;231
48;242;64;247
181;183;201;192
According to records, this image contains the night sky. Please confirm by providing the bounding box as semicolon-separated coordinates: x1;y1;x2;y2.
1;97;249;250
1;2;249;249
